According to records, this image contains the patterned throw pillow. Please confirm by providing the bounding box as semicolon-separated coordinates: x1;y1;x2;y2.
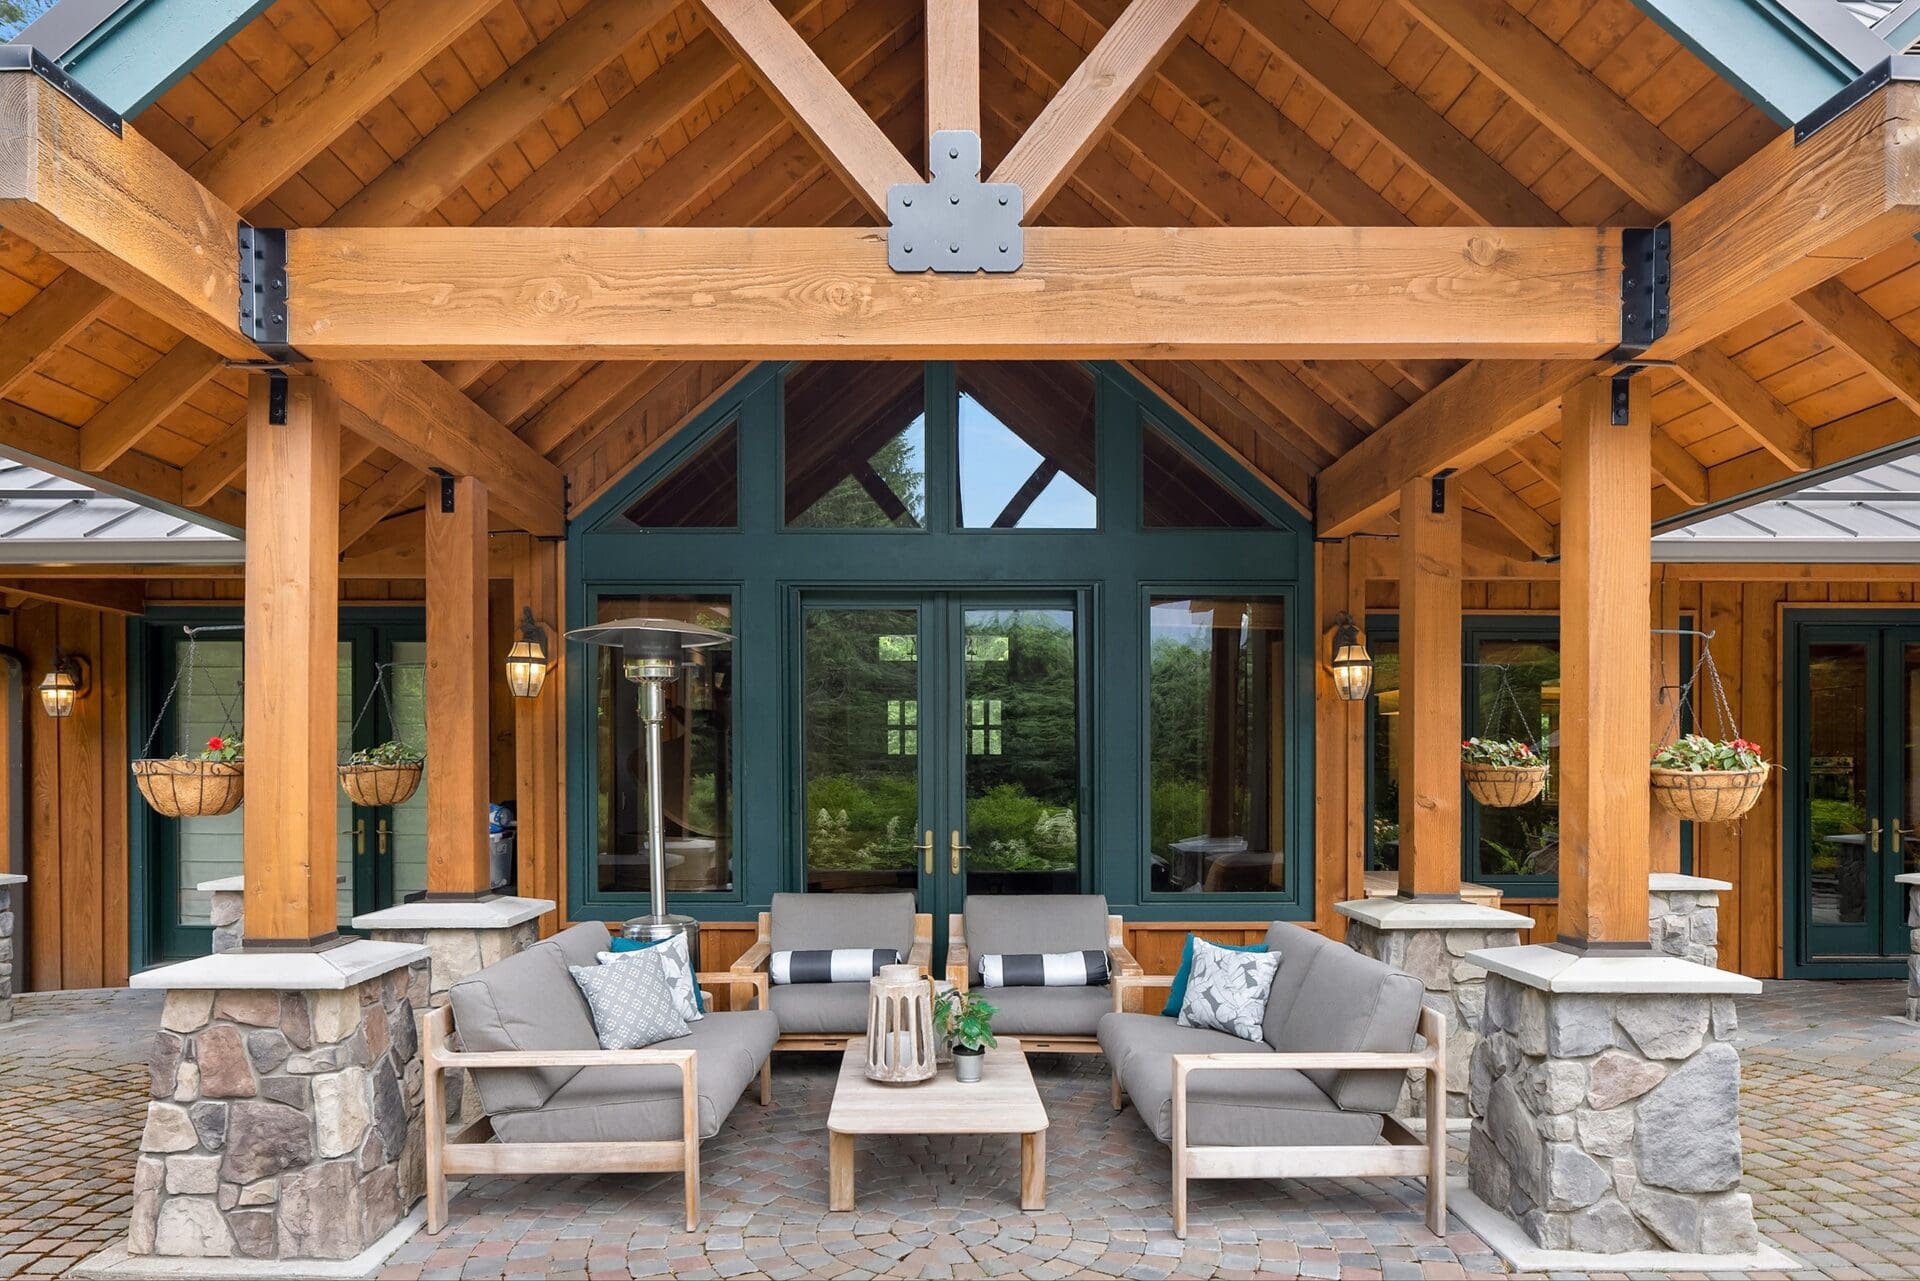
769;948;901;984
979;950;1109;987
569;950;690;1050
598;932;703;1021
1177;938;1282;1042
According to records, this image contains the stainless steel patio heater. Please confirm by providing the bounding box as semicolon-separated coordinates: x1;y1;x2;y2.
566;617;731;959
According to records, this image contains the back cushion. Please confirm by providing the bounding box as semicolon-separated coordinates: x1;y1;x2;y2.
448;940;598;1116
770;891;915;954
1259;920;1330;1047
550;920;613;968
1274;941;1424;1114
965;895;1108;979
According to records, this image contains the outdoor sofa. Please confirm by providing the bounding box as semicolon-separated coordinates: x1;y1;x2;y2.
729;891;934;1050
944;894;1142;1053
423;921;775;1232
1102;920;1445;1236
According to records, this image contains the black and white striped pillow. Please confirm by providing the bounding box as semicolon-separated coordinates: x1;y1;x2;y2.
769;948;901;984
979;950;1109;988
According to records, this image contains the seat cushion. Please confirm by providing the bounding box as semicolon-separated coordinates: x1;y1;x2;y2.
449;940;597;1115
1268;928;1424;1115
1098;1011;1263;1081
979;985;1112;1037
492;1009;778;1144
767;981;869;1035
770;891;916;955
963;895;1108;983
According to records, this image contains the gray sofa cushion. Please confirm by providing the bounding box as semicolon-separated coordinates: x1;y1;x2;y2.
979;984;1111;1037
770;892;916;955
963;895;1108;983
767;981;868;1035
448;939;597;1116
1099;1012;1383;1147
551;920;614;968
1265;924;1423;1114
491;1009;777;1144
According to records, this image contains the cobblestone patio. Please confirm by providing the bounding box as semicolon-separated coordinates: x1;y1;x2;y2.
0;980;1913;1280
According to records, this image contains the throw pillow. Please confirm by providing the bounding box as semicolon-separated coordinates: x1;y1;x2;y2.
980;950;1108;987
599;932;703;1018
569;951;690;1050
1177;938;1282;1042
769;948;901;984
1161;934;1267;1016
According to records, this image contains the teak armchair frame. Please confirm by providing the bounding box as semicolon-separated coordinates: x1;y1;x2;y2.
422;970;770;1234
1109;974;1447;1238
944;912;1143;1053
729;911;934;1051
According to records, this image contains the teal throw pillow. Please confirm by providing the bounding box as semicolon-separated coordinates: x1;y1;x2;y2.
609;933;706;1012
1161;934;1267;1016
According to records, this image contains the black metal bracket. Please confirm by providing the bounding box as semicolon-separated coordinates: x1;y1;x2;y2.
1430;469;1454;514
434;469;457;513
237;224;307;365
1610;369;1639;426
0;46;122;135
1793;56;1920;146
1605;226;1670;364
267;370;289;426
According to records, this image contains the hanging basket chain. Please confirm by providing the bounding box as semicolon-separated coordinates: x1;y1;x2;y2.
343;662;404;764
140;624;244;758
1653;628;1741;751
1465;661;1543;752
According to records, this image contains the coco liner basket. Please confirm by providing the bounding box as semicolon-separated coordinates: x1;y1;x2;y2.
132;758;244;819
339;761;422;807
1650;764;1769;824
1463;762;1549;808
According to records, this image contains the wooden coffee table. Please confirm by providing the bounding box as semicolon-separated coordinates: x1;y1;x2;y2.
828;1037;1048;1212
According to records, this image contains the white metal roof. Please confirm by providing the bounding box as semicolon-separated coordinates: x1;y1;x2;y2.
1655;453;1920;562
0;457;240;564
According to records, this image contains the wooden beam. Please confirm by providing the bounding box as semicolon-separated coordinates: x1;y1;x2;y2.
339;463;424;552
1650;425;1711;507
1456;467;1555;559
282;224;1625;361
511;536;565;933
1675;348;1814;471
0;579;144;616
926;0;980;137
0;270;106;399
1558;375;1652;948
0;398;244;531
78;341;223;472
242;373;341;948
425;475;494;897
1791;278;1920;416
696;0;917;217
1397;475;1463;899
989;0;1202;217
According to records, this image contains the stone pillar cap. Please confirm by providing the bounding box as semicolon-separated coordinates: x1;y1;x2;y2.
1465;943;1761;995
1650;872;1732;893
130;939;427;991
1335;896;1535;930
350;896;554;931
195;874;244;893
0;872;26;887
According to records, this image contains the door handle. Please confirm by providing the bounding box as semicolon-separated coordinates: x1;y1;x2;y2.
917;829;934;876
354;820;366;856
1869;818;1882;854
1894;821;1906;852
949;830;970;875
377;819;391;857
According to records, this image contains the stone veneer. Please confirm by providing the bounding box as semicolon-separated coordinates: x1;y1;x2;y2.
1466;947;1761;1255
1648;873;1729;968
1339;896;1532;1120
130;943;429;1261
0;875;22;1023
1900;874;1920;1022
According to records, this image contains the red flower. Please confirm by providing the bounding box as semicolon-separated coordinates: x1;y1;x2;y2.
207;736;224;752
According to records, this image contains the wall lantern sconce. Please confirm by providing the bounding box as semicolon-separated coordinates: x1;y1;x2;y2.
1328;612;1373;702
38;653;88;718
505;607;549;699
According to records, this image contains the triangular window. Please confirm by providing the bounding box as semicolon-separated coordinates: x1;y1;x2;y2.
1141;421;1271;528
621;420;738;528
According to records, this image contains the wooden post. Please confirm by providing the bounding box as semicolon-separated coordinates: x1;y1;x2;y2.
1314;537;1369;930
1397;474;1462;898
242;374;341;948
511;535;565;933
1560;375;1653;947
425;474;492;897
925;0;979;139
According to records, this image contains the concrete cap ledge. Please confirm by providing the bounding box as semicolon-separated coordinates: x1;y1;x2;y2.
194;875;243;893
0;873;26;887
129;939;427;991
1896;872;1920;886
351;895;554;931
1650;872;1732;893
1465;943;1762;995
1335;897;1535;931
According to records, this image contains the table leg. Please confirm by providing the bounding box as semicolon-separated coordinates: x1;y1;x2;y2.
829;1131;855;1212
1020;1130;1046;1210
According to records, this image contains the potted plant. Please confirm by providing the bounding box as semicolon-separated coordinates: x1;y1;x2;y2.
1650;734;1770;823
1461;736;1548;808
340;740;425;806
132;735;245;818
934;989;997;1083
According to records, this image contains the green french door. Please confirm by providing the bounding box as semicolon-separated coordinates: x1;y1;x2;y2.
1788;615;1920;977
796;592;1086;928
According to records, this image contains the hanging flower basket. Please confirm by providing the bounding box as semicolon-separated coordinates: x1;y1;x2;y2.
1649;735;1771;824
134;736;245;818
1461;737;1547;808
339;741;424;807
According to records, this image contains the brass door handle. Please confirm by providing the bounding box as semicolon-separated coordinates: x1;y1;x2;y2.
917;829;934;876
1894;821;1906;852
377;819;391;857
949;830;970;875
354;820;366;855
1869;818;1882;854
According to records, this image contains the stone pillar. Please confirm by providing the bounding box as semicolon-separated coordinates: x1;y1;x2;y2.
200;876;246;954
1900;874;1920;1022
0;874;23;1022
128;940;428;1262
352;896;552;1123
1339;896;1534;1120
1463;946;1762;1256
1648;874;1728;968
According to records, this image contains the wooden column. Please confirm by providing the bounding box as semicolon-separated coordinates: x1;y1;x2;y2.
1398;475;1463;898
1560;375;1653;947
425;475;492;897
242;374;341;948
925;0;979;138
1314;537;1369;931
512;535;565;934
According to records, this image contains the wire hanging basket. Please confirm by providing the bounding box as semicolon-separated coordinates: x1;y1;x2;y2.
132;625;246;818
1650;628;1770;824
1462;663;1549;809
338;662;424;806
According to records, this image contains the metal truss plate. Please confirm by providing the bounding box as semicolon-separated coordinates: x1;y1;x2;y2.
887;131;1024;273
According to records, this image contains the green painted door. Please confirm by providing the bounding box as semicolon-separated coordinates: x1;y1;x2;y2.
1789;615;1920;976
796;592;1085;930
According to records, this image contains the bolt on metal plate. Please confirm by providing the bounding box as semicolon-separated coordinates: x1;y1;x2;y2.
887;131;1024;274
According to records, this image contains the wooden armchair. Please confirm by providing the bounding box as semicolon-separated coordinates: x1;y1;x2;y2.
945;909;1141;1054
730;906;933;1051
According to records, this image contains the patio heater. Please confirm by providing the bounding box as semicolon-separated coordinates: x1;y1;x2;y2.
566;618;731;959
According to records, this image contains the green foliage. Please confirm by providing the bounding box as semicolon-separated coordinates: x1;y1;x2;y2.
346;740;423;767
1462;737;1542;767
1651;734;1766;771
934;989;998;1053
0;0;54;40
196;735;243;764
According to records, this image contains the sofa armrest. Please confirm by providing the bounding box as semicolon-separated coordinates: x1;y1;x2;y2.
698;968;767;1011
436;1044;697;1071
1107;939;1143;978
906;935;933;974
1112;972;1176;1014
945;940;970;992
730;939;771;975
